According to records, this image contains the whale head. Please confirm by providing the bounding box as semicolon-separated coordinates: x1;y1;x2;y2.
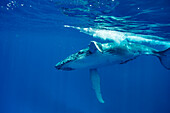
55;41;103;71
55;48;91;71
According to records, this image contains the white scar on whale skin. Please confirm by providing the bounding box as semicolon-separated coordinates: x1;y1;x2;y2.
64;25;170;48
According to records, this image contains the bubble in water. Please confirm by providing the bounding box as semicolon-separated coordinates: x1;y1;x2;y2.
7;3;11;7
21;4;24;7
4;1;18;10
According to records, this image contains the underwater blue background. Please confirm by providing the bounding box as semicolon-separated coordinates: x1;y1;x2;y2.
0;0;170;113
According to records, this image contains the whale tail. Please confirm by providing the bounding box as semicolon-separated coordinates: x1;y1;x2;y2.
156;48;170;70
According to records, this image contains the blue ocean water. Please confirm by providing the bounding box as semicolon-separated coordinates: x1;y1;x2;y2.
0;0;170;113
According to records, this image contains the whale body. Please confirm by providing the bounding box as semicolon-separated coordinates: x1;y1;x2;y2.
55;41;170;103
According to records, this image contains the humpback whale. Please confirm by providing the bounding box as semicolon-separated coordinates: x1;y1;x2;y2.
55;41;170;103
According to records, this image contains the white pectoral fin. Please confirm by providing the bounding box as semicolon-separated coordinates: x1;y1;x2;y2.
90;68;104;103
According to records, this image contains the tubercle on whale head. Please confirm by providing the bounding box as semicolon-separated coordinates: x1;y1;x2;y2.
55;58;75;71
55;51;77;71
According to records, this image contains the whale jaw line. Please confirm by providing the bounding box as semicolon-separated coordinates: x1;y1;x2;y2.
55;64;75;71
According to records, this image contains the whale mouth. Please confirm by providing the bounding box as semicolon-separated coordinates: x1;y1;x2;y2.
55;64;74;71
